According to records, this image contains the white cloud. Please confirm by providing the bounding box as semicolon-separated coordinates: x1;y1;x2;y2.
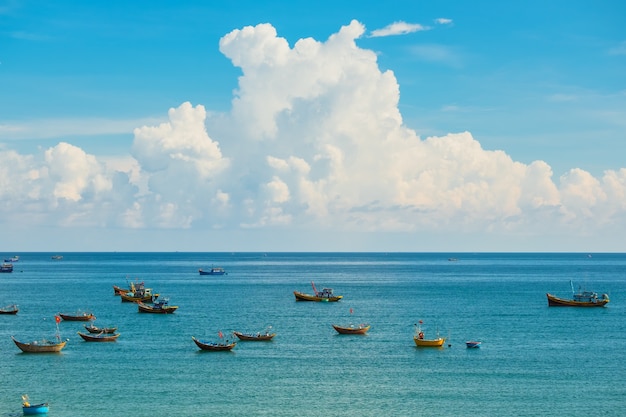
435;18;453;25
370;21;429;38
1;20;625;247
44;142;111;202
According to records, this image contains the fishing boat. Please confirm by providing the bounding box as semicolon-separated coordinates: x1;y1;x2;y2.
4;255;19;262
137;298;178;314
0;304;18;314
13;316;67;353
12;336;67;353
84;324;117;334
413;322;446;347
113;285;129;295
58;311;95;321
233;327;276;341
546;281;609;307
120;281;158;303
465;341;481;348
0;263;13;273
51;255;63;260
332;323;371;334
77;331;120;342
192;336;236;351
22;395;49;415
198;267;227;275
294;281;343;302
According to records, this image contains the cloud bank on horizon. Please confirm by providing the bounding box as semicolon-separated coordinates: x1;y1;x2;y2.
1;20;625;246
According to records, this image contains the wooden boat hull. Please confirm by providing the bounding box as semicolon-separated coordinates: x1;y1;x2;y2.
293;291;343;302
233;331;276;341
77;331;120;342
0;305;18;314
23;403;49;415
120;293;154;303
113;285;129;295
332;324;370;334
12;336;66;353
59;313;95;321
546;293;609;307
84;325;117;334
137;302;178;314
192;336;236;351
413;337;446;347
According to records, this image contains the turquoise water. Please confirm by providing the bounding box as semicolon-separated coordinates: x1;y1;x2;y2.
1;252;625;416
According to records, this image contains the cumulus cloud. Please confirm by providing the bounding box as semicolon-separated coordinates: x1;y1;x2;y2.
0;142;137;227
369;21;429;37
130;101;231;228
1;20;625;246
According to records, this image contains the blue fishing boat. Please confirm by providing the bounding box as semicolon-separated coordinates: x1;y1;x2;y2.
22;395;49;415
198;267;227;275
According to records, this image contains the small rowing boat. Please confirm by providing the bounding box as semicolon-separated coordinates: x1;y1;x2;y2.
77;331;120;342
192;336;236;351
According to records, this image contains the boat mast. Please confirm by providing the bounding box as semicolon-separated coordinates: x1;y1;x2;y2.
54;315;61;341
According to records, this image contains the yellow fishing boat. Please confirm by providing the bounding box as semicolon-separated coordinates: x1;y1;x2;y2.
413;321;446;347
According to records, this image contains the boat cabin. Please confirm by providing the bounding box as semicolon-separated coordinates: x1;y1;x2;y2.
573;291;608;303
316;288;335;298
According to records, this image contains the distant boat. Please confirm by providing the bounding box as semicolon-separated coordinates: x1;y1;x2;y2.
4;255;19;262
84;324;117;334
332;324;371;335
12;336;67;353
413;321;446;347
0;263;13;273
294;281;343;302
77;331;120;342
51;255;63;260
547;281;609;307
198;267;227;275
0;304;18;315
59;311;95;321
192;336;236;351
22;395;49;415
137;298;178;314
233;327;276;341
465;341;481;348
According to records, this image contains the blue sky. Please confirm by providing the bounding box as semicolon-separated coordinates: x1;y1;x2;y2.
1;1;625;252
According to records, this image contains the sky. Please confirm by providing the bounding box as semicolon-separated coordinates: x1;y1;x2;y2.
1;0;625;252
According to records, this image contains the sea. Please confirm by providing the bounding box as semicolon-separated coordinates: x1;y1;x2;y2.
0;252;625;417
